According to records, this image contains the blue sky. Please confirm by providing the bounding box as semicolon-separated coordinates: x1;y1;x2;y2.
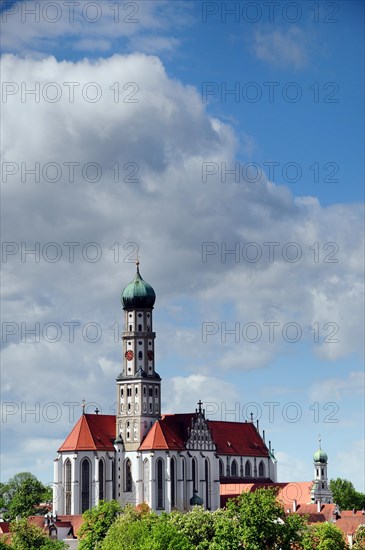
1;0;364;492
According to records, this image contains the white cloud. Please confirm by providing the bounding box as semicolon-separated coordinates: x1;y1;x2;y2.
163;375;239;415
253;27;309;69
1;0;191;57
309;371;365;402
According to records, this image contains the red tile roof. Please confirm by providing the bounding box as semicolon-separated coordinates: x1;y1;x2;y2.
335;515;365;535
139;414;269;456
208;420;269;456
57;515;84;535
29;515;84;537
220;482;315;508
58;414;116;452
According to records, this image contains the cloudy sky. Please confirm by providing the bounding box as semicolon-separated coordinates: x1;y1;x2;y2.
1;0;364;492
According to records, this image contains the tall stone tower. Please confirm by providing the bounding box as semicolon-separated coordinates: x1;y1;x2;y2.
311;438;333;504
116;262;161;451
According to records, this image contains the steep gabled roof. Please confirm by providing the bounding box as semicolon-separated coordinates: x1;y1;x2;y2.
58;414;115;452
138;419;184;450
208;421;269;456
139;413;269;456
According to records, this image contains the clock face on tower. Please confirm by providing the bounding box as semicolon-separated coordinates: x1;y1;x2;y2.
125;350;134;361
147;350;154;360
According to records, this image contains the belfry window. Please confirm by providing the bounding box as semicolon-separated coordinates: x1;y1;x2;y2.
138;351;143;360
138;324;142;331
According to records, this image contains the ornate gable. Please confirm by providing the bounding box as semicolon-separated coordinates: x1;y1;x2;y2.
186;401;216;451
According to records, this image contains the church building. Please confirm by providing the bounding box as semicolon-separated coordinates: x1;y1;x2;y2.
52;263;279;514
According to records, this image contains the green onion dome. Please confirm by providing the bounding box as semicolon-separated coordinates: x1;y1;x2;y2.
313;447;328;464
121;263;156;309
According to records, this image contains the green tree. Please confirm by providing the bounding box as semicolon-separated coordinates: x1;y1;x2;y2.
140;515;192;550
101;506;157;550
10;519;67;550
353;525;365;549
330;478;365;511
168;506;215;549
213;488;307;549
1;473;52;520
302;522;348;550
78;500;121;550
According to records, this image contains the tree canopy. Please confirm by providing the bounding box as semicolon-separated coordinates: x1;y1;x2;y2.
100;488;325;549
78;500;122;550
0;473;52;520
330;478;365;511
9;519;67;550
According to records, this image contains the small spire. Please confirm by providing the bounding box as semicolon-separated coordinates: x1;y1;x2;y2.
95;407;99;415
82;398;86;414
136;252;140;273
197;400;203;414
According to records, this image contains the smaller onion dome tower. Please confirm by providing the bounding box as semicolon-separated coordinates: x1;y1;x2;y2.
311;437;333;504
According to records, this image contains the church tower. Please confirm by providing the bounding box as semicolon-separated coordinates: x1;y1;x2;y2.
311;437;333;504
116;262;161;451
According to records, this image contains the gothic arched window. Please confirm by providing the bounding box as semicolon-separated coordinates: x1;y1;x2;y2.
258;460;265;478
111;459;115;500
219;459;224;477
170;457;176;508
64;459;71;515
143;459;150;502
124;459;132;492
231;459;238;476
81;458;91;513
156;458;165;509
205;458;210;510
192;457;198;492
99;459;105;501
245;460;252;477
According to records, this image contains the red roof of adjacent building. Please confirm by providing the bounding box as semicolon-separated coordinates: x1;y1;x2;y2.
29;515;84;537
139;414;269;455
335;515;365;535
58;414;116;452
220;481;315;508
